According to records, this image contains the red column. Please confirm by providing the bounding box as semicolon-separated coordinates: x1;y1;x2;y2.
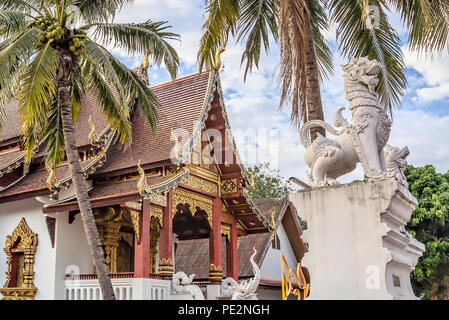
134;199;151;278
209;197;223;283
226;218;238;280
159;190;174;278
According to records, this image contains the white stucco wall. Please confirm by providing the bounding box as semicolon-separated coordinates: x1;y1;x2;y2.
259;223;298;283
53;211;93;300
0;198;56;299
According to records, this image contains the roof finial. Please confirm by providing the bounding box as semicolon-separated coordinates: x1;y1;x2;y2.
249;168;256;187
271;207;276;238
46;165;58;191
214;33;227;71
88;115;100;145
214;45;226;71
137;159;149;195
133;49;153;85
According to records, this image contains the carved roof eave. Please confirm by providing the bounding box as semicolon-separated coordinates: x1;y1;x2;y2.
139;169;190;197
48;126;114;194
242;188;273;232
154;69;272;230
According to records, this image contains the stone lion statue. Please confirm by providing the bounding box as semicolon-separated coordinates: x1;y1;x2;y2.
299;56;409;187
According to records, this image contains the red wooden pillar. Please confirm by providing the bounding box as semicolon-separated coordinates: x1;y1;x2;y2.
159;190;174;278
134;199;151;278
209;197;223;283
226;218;238;280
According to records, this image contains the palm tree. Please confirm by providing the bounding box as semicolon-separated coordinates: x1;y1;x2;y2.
197;0;449;138
0;0;179;300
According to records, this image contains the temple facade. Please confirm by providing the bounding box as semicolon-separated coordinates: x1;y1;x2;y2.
0;70;282;300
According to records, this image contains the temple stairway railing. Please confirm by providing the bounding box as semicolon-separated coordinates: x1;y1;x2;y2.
64;273;170;300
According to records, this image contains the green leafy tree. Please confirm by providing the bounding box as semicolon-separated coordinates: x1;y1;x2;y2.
246;162;294;200
198;0;449;138
0;0;179;300
406;165;449;300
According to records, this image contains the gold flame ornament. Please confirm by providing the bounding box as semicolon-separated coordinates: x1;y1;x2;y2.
45;165;58;191
280;254;310;300
271;208;276;237
171;129;183;158
214;45;226;71
88;115;99;145
136;160;150;195
249;169;256;188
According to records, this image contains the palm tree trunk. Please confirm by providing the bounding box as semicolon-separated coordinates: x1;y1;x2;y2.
57;51;116;300
304;19;325;140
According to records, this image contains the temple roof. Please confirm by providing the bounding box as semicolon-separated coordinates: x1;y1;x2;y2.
96;71;212;175
0;69;271;230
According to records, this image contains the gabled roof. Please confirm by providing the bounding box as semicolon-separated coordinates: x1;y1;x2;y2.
96;71;213;175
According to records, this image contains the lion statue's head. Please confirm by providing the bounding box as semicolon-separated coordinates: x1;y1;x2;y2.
342;56;382;94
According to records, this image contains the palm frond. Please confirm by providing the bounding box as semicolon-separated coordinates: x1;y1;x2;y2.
328;0;406;113
82;58;131;145
86;20;180;79
18;40;60;161
277;0;311;125
309;0;333;81
0;0;44;16
197;0;240;71
237;0;278;80
71;71;86;123
0;62;25;126
71;0;135;23
392;0;449;54
0;27;38;89
0;10;30;36
82;40;159;143
42;96;65;169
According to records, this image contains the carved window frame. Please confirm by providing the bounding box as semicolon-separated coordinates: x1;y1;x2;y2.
1;218;38;300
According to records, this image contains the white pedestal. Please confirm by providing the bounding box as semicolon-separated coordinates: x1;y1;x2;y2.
289;179;425;300
206;285;221;300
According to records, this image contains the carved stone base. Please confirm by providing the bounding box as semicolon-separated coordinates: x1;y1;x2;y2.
0;287;37;300
289;179;425;300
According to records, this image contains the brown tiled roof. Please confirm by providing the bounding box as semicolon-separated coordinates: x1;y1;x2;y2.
0;101;21;142
0;94;109;148
175;238;226;280
96;71;212;175
174;233;270;280
0;155;102;203
255;197;287;223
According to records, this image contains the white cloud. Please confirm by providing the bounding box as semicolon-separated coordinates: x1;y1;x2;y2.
109;1;449;185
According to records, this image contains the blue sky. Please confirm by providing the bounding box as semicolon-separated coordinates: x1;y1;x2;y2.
112;0;449;184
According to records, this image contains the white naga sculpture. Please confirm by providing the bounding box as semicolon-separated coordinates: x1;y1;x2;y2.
300;56;409;187
172;271;205;300
220;247;260;300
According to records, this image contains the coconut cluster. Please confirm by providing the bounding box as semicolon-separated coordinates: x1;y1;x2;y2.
34;17;86;56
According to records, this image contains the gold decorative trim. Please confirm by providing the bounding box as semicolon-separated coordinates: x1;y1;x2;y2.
150;193;166;207
183;174;218;195
209;264;223;280
172;188;213;226
221;178;238;194
129;210;140;243
150;206;164;227
158;258;174;275
221;224;231;240
1;218;38;300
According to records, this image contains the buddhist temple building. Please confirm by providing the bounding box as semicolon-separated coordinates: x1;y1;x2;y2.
0;69;279;300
